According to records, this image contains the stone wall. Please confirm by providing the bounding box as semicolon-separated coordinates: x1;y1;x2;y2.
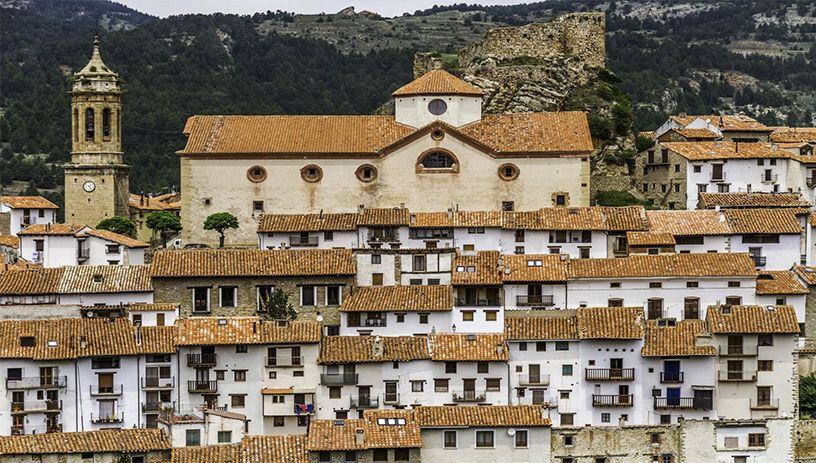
798;420;816;461
0;212;9;235
632;144;688;209
551;424;681;462
458;12;605;70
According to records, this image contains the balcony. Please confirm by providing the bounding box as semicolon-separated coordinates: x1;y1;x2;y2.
751;256;767;267
91;412;123;424
187;353;217;367
367;230;399;243
320;373;358;385
90;384;123;396
350;396;380;409
383;393;400;405
289;234;318;247
187;380;218;393
363;318;386;327
294;403;315;415
518;374;550;386
516;295;555;307
750;398;779;410
11;424;61;435
142;377;174;389
592;394;633;407
142;401;175;414
455;298;501;307
660;372;684;384
761;173;779;185
452;390;486;403
11;400;62;413
718;370;757;382
653;397;712;410
6;376;67;389
266;356;303;367
585;368;635;381
719;345;758;357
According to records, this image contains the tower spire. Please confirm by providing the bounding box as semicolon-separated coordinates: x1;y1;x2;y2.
77;35;117;77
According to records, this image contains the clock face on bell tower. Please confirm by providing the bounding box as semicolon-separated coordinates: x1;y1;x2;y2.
63;37;130;226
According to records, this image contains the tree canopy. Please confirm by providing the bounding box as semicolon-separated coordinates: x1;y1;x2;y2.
203;212;239;248
96;216;137;238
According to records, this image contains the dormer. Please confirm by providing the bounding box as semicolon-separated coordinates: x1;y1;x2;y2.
392;70;483;128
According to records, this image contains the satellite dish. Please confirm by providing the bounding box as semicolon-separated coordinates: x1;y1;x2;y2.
316;314;324;322
507;428;516;436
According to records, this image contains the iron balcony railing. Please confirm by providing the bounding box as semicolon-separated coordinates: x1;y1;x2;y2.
452;390;486;402
142;377;174;389
454;298;502;307
516;295;555;306
719;345;758;356
518;374;550;386
187;353;217;366
11;400;62;413
6;376;67;389
585;368;635;381
718;370;757;382
11;424;62;435
363;318;386;327
350;396;380;409
89;384;123;396
91;358;121;369
592;394;633;407
653;397;712;410
187;380;218;393
367;230;400;243
266;356;303;367
660;372;684;384
320;373;358;385
142;401;175;413
91;412;123;424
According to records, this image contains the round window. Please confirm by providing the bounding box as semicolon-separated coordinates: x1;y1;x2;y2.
355;164;378;182
246;165;267;183
300;164;323;183
428;99;448;116
498;163;520;181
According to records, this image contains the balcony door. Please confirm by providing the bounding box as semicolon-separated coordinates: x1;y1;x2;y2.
384;382;398;403
693;389;713;410
663;360;680;383
666;387;681;406
463;378;476;399
40;367;55;387
98;373;114;394
528;364;541;384
712;164;723;180
647;299;663;320
527;284;542;303
618;385;630;405
727;335;743;355
358;386;371;407
610;358;623;379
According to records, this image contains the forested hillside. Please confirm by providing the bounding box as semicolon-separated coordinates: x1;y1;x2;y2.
2;0;816;198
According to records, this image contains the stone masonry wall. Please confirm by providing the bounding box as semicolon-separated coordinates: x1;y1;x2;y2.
551;425;681;462
458;12;605;69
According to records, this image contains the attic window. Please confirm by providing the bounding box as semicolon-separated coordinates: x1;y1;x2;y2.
526;260;543;267
334;419;345;427
246;166;267;183
20;337;35;347
377;418;407;426
431;129;445;140
722;306;732;314
217;318;228;326
47;340;58;347
355;164;378;183
428;99;448;116
498;163;520;181
301;165;323;183
92;274;103;283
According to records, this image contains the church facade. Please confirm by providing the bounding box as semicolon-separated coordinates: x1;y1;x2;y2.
178;71;594;246
63;39;130;228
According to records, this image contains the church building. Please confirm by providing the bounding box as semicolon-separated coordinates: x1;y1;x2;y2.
64;38;130;228
178;70;594;246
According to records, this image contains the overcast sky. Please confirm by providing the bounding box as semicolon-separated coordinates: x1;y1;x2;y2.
118;0;527;18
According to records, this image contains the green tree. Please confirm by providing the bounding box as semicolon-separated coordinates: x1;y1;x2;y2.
96;216;137;238
259;288;298;320
801;374;816;418
203;212;239;248
146;211;182;248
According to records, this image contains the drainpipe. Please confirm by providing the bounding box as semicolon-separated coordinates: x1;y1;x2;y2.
137;355;142;428
506;361;512;405
75;360;82;431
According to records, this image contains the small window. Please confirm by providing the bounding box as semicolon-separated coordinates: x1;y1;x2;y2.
220;287;237;308
373;449;388;462
319;452;331;462
419;313;429;324
555;341;569;351
610;282;621;288
518;342;527;351
324;231;334;241
217;430;232;443
445;362;457;374
185;429;201;447
253;201;264;213
418;151;456;170
758;335;773;347
514;429;528;448
329;387;341;399
748;433;765;447
477;362;489;374
498;163;519;181
411;380;424;392
19;337;35;347
554;194;567;206
372;273;384;286
444;430;457;448
235;345;247;353
758;360;773;372
356;164;378;182
562;364;573;376
462;311;474;321
564;435;574;446
728;281;741;288
301;286;316;306
502;201;514;212
300;164;323;182
371;254;382;264
485;378;501;391
485;310;497;321
231;394;246;408
247;166;267;183
649;282;662;288
428;98;448;115
536;342;546;352
233;370;247;382
475;430;494;448
724;436;739;448
601;413;610;423
686;281;699;288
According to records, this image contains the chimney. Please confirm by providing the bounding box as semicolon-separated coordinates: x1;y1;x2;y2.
146;196;150;206
319;209;324;219
80;336;87;349
140;193;144;206
618;415;627;427
371;336;384;358
355;428;365;446
735;142;739;153
253;321;257;334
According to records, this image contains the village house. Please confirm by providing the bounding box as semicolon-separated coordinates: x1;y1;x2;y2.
0;428;171;463
168;434;307;461
128;193;181;244
159;408;247;447
17;224;147;267
697;191;812;210
179;70;594;246
339;285;453;336
149;248;356;329
354;248;454;287
653;114;773;144
174;317;321;435
0;196;58;238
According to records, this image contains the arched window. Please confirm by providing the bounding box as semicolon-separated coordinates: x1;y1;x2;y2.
416;150;459;173
85;108;95;141
102;108;111;139
73;108;79;142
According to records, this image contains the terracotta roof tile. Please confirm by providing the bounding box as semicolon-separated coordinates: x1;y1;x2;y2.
567;253;756;279
602;206;649;231
706;304;799;334
0;235;19;249
240;435;308;463
318;336;430;363
150;249;355;277
172;444;239;463
428;333;508;361
458;112;593;155
58;265;152;294
392;70;483;97
17;223;88;236
756;271;809;295
0;196;58;209
452;251;502;286
359;208;411;226
794;265;816;286
0;429;170;455
626;231;676;246
698;192;811;209
82;229;149;248
576;306;644;340
0;267;64;295
723;209;802;234
341;285;452;312
409;212;452;228
646;210;731;236
663;142;787;160
127;302;180;312
677;128;721;139
641;319;715;357
504;314;578;340
670;114;770;132
175;317;321;346
771;127;816;143
503;207;607;230
307;410;421;451
501;254;569;282
414;405;550;427
258;213;358;232
453;211;503;228
129;193;181;212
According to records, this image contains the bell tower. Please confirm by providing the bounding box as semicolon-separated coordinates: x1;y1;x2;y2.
64;36;130;227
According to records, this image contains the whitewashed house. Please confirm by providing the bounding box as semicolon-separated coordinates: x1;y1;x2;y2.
339;285;453;336
355;248;454;286
0;196;58;237
257;212;359;249
17;224;147;267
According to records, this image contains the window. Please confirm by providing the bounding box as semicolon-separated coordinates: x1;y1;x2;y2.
219;286;237;308
462;311;474;321
514;430;528;448
246;165;267;183
301;286;316;306
217;430;232;443
554;194;567;206
233;370;247;382
345;451;357;462
485;378;501;391
649;282;662;288
373;449;388;462
724;437;739;448
394;449;409;461
273;416;285;427
371;254;382;264
758;360;773;372
419;313;429;324
684;298;700;319
748;433;765;447
610;282;621;288
185;429;200;446
300;164;323;182
445;362;457;374
329;387;341;399
477;362;489;374
231;394;246;408
601;413;610;423
326;286;342;305
428;98;448;115
499;163;519;181
758;335;773;346
475;430;494;448
555;341;569;351
518;342;527;351
560;414;574;426
419;151;456;170
562;364;573;376
502;201;514;212
85;108;95;140
564;435;574;446
319;452;331;462
413;255;427;271
411;380;424;392
536;342;546;352
728;281;741;288
485;310;497;321
192;287;210;313
444;430;457;448
725;296;742;306
396;313;405;323
372;273;384;286
733;457;747;463
514;229;525;242
355;164;378;182
434;378;449;392
608;298;623;307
